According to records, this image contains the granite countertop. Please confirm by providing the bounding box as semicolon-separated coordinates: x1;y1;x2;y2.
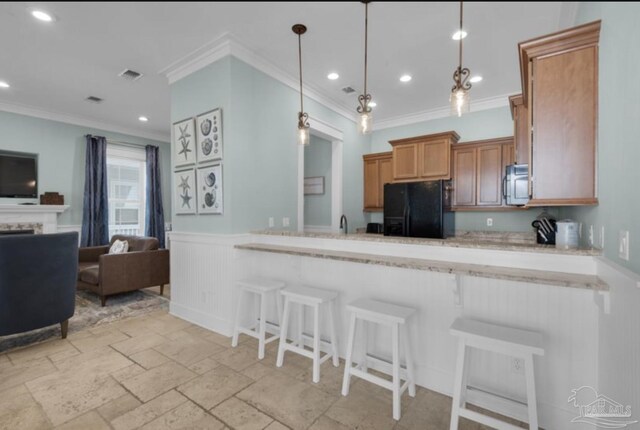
252;230;602;256
235;243;608;291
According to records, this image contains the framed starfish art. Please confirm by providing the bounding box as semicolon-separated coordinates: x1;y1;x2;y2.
174;168;196;215
173;117;196;167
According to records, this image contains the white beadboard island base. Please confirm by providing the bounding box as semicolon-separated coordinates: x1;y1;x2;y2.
168;231;637;430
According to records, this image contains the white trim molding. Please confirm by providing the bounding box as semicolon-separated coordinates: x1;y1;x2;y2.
372;94;512;131
159;33;357;123
0;101;170;143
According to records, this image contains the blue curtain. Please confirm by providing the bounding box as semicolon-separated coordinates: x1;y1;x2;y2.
145;145;166;248
81;135;109;247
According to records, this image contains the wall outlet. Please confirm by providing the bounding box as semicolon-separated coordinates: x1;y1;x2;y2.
487;218;493;227
588;225;594;247
600;226;605;249
268;217;274;228
619;230;630;261
511;358;524;375
282;217;290;227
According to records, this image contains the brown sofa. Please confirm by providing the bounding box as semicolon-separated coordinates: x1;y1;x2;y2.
77;235;169;306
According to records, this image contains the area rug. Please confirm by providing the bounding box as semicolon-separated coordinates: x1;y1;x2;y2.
0;289;169;353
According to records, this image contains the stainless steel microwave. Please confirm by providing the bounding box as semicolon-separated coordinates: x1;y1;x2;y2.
503;164;529;206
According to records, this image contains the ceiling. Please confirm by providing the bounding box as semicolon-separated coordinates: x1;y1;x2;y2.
0;2;576;141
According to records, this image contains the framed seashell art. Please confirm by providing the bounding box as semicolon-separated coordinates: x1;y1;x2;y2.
173;117;197;168
197;163;223;214
196;108;222;163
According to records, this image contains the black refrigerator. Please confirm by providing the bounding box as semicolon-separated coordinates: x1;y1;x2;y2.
383;180;454;239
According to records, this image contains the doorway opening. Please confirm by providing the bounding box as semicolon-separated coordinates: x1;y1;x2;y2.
297;117;343;233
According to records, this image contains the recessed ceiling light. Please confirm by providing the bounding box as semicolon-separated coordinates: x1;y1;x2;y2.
0;81;10;89
369;101;377;108
470;75;483;83
31;10;54;22
399;75;412;83
327;72;339;80
452;30;467;40
138;116;149;122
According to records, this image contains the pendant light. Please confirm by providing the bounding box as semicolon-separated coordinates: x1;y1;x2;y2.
293;24;310;146
357;1;372;135
450;1;472;117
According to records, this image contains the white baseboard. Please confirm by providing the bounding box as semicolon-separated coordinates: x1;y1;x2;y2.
170;302;233;337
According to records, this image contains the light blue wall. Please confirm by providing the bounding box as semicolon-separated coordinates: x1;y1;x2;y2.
369;107;544;232
304;135;332;227
0;111;171;226
564;2;640;274
170;56;369;234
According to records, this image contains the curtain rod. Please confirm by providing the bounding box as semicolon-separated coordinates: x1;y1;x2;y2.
85;135;158;149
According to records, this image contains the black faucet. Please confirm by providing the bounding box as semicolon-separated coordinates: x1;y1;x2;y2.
340;214;348;235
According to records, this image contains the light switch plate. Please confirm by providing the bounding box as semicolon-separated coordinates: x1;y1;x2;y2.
487;218;493;227
282;217;290;227
268;217;274;228
588;225;594;246
619;230;630;261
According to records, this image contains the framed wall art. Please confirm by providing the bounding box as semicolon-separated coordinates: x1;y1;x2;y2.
304;176;325;195
174;168;197;215
196;109;222;163
173;117;196;167
197;164;223;214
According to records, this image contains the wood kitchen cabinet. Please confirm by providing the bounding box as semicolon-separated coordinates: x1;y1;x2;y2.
389;131;460;182
452;137;515;210
363;152;392;211
519;20;600;206
508;94;528;165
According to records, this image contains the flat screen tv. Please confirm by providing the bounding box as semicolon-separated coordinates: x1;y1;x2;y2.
0;153;38;198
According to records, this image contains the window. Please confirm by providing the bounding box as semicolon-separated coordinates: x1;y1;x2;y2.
106;145;146;239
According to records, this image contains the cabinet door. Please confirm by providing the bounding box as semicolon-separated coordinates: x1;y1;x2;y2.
531;46;597;204
476;145;503;206
392;143;419;180
379;157;393;207
363;159;380;210
420;139;450;179
513;103;529;165
453;148;476;206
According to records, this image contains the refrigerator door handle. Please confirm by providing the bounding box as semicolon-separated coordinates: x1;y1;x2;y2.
405;205;411;237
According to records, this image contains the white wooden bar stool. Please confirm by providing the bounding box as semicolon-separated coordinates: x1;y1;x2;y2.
341;298;416;421
231;278;285;359
449;318;544;430
276;286;339;383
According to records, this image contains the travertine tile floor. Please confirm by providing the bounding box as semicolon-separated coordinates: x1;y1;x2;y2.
0;310;528;430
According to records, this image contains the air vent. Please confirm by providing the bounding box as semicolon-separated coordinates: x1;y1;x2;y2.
85;96;103;103
341;86;356;94
118;69;143;81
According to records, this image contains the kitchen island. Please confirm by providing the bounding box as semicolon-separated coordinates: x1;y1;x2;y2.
168;229;610;429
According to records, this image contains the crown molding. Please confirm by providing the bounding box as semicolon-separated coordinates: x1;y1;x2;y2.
159;33;358;123
0;101;170;143
372;94;511;132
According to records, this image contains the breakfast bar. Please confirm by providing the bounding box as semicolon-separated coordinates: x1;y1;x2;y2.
220;230;608;428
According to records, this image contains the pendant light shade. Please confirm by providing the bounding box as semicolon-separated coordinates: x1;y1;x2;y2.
450;1;472;117
293;24;310;145
357;1;372;135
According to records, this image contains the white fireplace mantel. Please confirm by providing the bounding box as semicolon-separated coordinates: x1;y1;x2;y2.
0;204;70;233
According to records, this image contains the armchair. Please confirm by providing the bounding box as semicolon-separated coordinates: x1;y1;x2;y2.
77;235;169;306
0;232;78;338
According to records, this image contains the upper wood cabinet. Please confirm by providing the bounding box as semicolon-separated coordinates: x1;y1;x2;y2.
390;131;460;182
519;20;600;206
508;94;529;165
452;137;515;210
363;152;393;212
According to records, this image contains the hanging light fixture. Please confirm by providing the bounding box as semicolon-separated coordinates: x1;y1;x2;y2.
357;1;372;135
293;24;310;146
450;1;472;117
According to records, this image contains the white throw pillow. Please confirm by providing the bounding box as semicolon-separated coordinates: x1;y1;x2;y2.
109;239;129;254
